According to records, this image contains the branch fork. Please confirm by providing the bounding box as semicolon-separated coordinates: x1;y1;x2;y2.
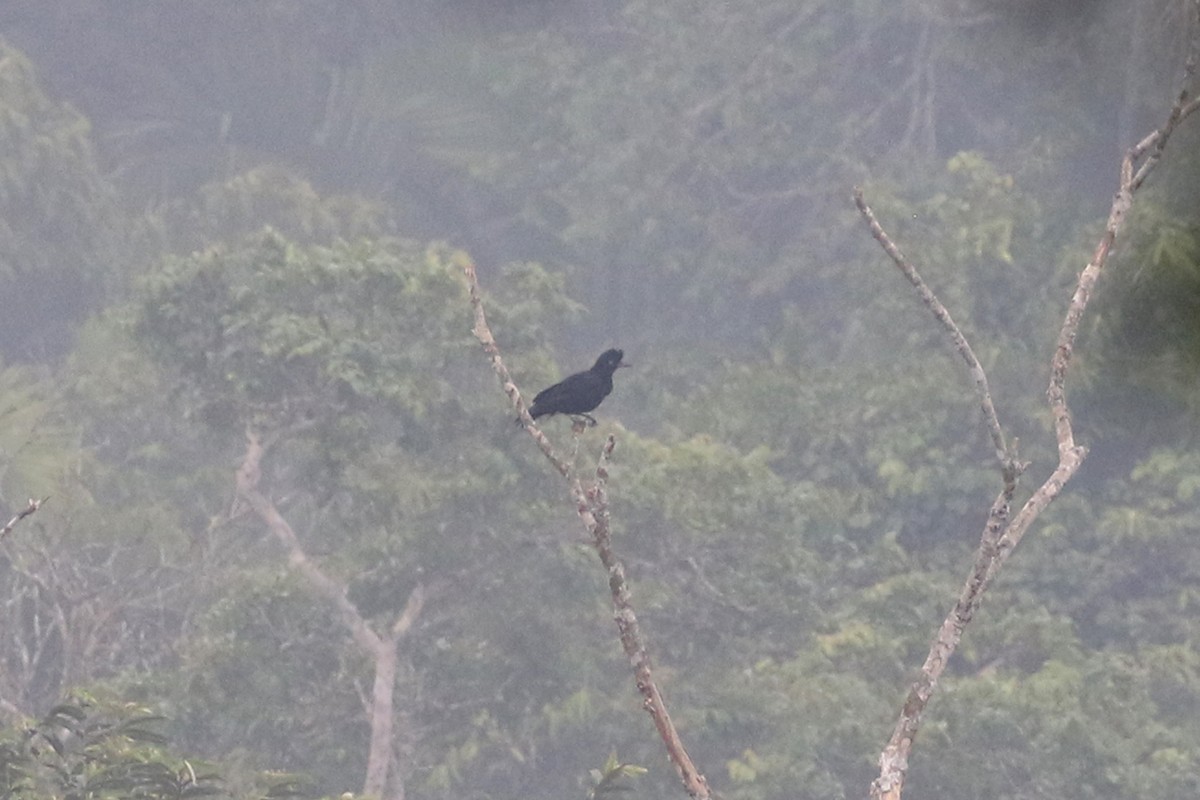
236;429;424;800
858;23;1200;798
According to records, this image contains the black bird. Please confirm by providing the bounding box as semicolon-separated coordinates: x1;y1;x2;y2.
528;349;628;425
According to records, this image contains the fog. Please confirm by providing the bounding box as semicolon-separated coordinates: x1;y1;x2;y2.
0;3;1196;799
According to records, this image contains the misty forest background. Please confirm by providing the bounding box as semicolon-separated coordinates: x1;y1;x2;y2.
0;1;1199;798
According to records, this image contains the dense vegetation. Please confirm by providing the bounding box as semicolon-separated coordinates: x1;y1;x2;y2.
0;2;1198;798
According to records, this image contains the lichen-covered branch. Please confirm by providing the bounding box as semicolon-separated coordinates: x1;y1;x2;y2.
458;252;573;481
590;436;711;798
461;254;711;800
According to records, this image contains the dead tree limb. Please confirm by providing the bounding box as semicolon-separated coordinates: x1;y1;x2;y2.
859;12;1200;795
0;497;47;544
236;429;424;800
852;190;1016;476
589;436;705;792
460;254;712;800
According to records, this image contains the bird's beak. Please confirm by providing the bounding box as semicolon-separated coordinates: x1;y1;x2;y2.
618;360;631;368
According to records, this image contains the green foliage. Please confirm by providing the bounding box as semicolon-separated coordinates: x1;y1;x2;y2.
1082;195;1200;430
1;3;1199;800
695;650;889;800
134;234;455;424
908;649;1200;799
1007;447;1200;652
126;230;577;564
147;167;394;257
0;364;78;504
586;751;646;799
0;43;124;355
118;227;613;796
162;573;366;785
130;232;577;441
0;696;225;800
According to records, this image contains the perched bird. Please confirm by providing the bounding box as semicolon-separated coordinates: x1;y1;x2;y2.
528;349;628;425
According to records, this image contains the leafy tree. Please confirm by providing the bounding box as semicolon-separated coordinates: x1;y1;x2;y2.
120;231;626;797
0;44;124;357
147;167;395;258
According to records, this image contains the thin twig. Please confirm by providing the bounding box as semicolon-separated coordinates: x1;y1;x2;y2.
1131;8;1200;191
0;497;48;543
461;254;712;800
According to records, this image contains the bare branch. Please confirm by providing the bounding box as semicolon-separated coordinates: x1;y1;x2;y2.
871;484;1014;800
852;188;1012;472
1131;7;1200;190
590;436;711;798
863;9;1199;795
461;254;712;800
0;497;48;544
855;185;1024;796
985;46;1200;579
390;583;426;639
459;253;575;480
236;430;385;657
235;430;423;800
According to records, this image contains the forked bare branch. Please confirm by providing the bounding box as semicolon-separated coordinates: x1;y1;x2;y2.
235;430;424;799
859;10;1200;796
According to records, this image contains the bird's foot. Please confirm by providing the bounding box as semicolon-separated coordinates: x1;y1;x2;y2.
570;414;598;428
